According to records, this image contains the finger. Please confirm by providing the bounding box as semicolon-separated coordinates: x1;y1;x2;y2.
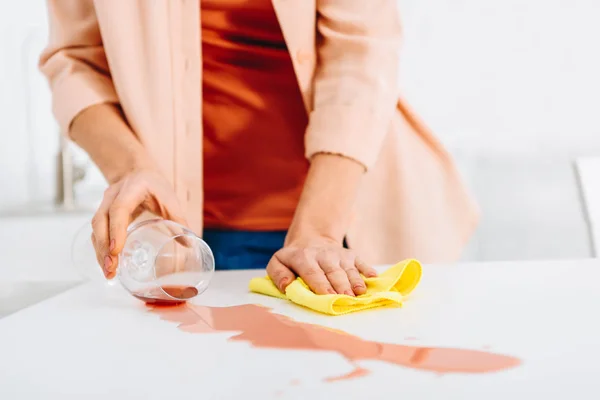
319;255;354;296
105;267;118;280
92;185;120;276
341;259;367;295
90;233;101;267
158;189;192;247
161;189;189;227
355;257;377;277
91;232;115;280
108;179;149;257
266;255;296;293
279;250;335;295
165;194;188;227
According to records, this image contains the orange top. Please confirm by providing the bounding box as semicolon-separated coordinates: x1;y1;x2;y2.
201;0;309;231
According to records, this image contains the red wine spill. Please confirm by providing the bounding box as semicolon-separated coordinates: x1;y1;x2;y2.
148;303;521;382
133;286;199;306
325;366;370;382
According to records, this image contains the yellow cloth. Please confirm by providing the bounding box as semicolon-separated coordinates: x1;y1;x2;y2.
248;259;422;315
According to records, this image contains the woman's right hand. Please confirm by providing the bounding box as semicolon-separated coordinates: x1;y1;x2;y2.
91;169;188;279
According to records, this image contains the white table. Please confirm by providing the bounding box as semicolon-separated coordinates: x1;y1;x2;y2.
0;281;80;318
1;259;599;399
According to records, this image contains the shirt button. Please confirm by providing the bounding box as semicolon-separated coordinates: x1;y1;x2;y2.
184;58;190;71
186;190;191;201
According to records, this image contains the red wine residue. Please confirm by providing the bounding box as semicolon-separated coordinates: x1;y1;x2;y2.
148;303;521;382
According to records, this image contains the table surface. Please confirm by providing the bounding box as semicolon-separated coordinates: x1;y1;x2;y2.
1;259;599;399
0;281;80;319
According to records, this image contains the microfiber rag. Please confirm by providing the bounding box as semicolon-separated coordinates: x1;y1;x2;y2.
248;259;422;315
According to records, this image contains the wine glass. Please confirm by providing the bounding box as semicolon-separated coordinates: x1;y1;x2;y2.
72;218;215;305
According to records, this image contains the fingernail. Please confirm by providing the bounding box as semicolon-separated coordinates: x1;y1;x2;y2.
366;271;377;277
104;255;112;271
344;290;355;297
327;288;336;295
352;284;365;291
279;278;290;291
109;239;115;252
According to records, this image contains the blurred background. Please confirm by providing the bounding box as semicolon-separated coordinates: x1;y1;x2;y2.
1;0;599;282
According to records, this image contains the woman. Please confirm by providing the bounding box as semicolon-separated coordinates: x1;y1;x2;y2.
40;1;478;296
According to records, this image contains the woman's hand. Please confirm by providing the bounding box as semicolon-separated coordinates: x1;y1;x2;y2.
266;235;377;296
266;153;373;295
91;169;187;279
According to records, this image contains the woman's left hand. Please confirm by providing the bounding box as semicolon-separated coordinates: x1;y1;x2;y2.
266;236;377;296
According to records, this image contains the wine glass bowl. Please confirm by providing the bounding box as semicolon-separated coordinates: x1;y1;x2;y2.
72;218;214;305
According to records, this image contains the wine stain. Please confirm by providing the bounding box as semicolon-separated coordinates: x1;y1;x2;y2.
325;366;370;382
133;286;199;306
148;303;521;382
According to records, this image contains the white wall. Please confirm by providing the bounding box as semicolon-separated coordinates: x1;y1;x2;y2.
396;0;598;260
1;0;598;261
398;0;600;156
0;0;105;213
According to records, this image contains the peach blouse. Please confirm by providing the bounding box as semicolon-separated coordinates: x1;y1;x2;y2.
39;1;479;264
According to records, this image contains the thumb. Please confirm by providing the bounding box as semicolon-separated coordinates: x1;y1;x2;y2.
160;188;189;228
266;255;296;293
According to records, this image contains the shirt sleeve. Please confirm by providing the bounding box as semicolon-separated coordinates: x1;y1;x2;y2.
304;0;402;170
39;0;119;136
